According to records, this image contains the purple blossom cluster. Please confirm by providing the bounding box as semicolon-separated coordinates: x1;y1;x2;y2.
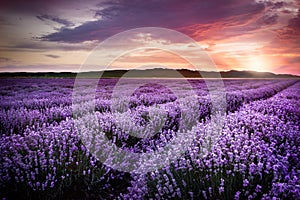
127;81;300;199
0;118;122;199
0;78;299;199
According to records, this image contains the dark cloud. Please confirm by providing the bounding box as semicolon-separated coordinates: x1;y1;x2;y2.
276;10;300;45
41;0;265;43
0;57;12;62
272;1;285;9
257;14;278;25
45;54;60;59
0;16;13;25
37;15;74;27
0;16;5;23
0;0;71;13
288;12;300;32
2;41;97;52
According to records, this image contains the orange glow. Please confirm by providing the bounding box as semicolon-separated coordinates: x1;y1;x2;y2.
109;49;193;70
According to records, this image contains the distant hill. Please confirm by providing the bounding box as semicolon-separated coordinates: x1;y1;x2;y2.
0;69;298;79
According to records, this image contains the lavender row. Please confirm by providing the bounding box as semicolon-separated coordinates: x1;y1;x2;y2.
0;78;299;199
0;118;130;199
128;81;300;199
1;79;296;136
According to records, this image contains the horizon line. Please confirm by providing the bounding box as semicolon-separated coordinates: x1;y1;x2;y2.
0;68;299;77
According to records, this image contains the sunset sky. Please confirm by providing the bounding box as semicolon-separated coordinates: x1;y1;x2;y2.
0;0;299;75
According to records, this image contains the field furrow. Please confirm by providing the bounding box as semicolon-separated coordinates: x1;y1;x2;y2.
0;78;299;199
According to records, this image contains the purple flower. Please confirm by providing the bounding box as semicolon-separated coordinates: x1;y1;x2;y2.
243;179;249;187
234;191;241;200
219;186;224;193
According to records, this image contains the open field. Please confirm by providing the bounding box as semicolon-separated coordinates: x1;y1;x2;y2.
0;78;299;199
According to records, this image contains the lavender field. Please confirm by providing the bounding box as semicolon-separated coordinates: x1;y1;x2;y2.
0;78;299;199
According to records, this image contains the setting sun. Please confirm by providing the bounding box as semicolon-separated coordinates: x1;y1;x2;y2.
247;55;269;72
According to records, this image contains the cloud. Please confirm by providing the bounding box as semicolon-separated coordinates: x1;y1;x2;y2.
176;12;263;43
0;64;80;72
0;0;73;13
0;16;6;24
45;54;60;59
36;14;74;27
0;57;12;62
266;5;300;55
257;14;278;25
0;15;14;26
289;56;300;63
2;40;98;52
40;0;265;43
279;11;300;42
